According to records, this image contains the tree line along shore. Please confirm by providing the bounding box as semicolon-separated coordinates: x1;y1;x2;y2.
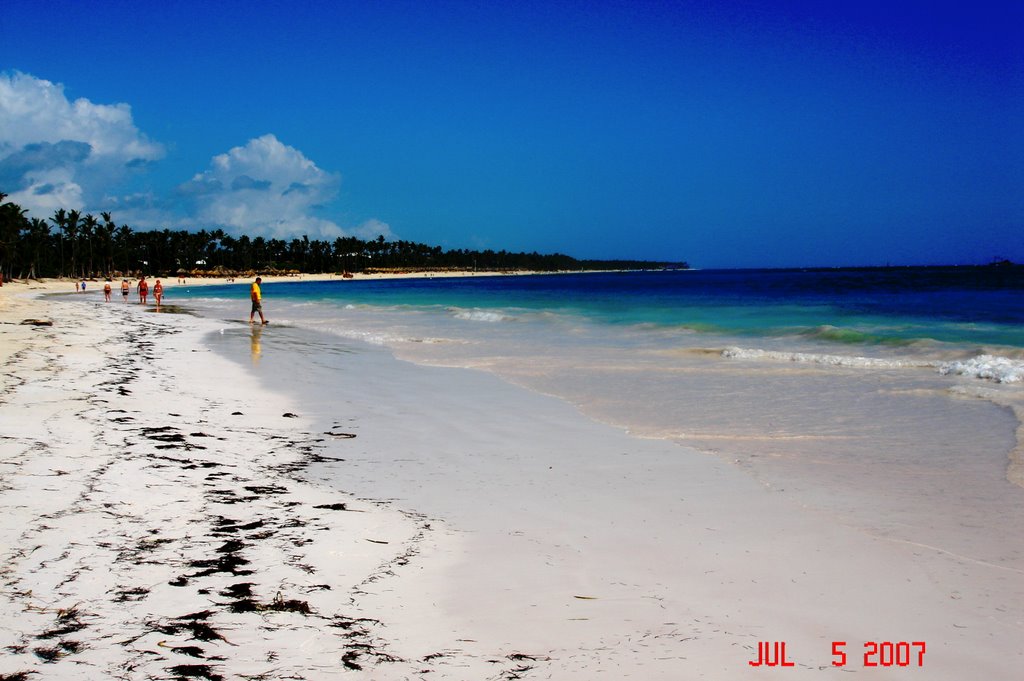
0;193;685;281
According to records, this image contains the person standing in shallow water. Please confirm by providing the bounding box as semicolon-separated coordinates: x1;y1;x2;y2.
137;276;149;304
121;279;130;301
153;280;164;307
103;281;112;302
250;277;267;324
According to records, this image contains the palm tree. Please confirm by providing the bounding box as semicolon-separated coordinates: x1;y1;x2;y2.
114;224;133;275
50;208;68;276
65;209;81;278
81;213;98;277
23;217;51;279
236;234;253;271
207;228;226;269
252;236;267;271
0;193;29;280
268;238;287;269
100;212;117;276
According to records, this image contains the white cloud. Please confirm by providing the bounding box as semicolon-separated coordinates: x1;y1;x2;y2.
351;218;395;241
0;71;164;215
181;134;392;241
1;73;393;243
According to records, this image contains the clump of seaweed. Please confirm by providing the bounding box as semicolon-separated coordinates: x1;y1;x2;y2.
151;612;230;644
187;552;253;578
224;591;311;615
243;484;289;496
218;582;254;599
167;664;224;681
341;650;362;670
31;639;82;663
112;585;151;602
210;517;266;535
313;503;349;511
36;606;87;640
0;672;36;681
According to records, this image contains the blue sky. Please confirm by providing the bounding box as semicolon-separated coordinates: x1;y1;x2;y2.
1;0;1021;268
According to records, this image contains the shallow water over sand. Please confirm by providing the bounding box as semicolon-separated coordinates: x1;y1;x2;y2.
178;270;1024;578
183;284;1024;579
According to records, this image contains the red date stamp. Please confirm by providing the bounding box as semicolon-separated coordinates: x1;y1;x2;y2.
748;640;926;667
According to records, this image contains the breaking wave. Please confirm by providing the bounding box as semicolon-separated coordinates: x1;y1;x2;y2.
721;347;936;369
938;355;1024;384
722;347;1024;384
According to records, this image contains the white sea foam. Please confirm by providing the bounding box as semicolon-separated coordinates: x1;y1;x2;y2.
326;328;399;346
452;308;511;322
723;347;1024;385
938;355;1024;384
721;347;936;369
320;326;453;347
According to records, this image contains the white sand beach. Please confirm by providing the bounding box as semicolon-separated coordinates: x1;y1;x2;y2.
1;279;1022;680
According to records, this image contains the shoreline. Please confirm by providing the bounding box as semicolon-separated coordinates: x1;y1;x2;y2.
2;283;1023;678
203;303;1024;678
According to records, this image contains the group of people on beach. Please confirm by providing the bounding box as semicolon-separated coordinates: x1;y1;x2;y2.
92;277;164;306
82;275;266;322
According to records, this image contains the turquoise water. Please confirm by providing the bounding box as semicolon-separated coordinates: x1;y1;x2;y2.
178;266;1023;463
182;267;1024;351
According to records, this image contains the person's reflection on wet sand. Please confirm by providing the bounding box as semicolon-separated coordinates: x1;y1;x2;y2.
250;325;263;365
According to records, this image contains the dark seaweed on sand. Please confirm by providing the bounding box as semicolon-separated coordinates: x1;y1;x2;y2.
243;484;289;495
31;640;82;662
187;552;254;578
31;647;62;662
341;650;363;670
210;517;265;534
216;539;245;554
167;664;224;681
313;502;349;511
112;585;151;602
141;426;185;440
221;587;312;615
150;613;230;644
219;582;254;598
36;607;87;639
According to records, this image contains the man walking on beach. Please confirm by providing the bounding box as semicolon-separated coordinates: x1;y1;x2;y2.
250;277;267;324
137;276;149;305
